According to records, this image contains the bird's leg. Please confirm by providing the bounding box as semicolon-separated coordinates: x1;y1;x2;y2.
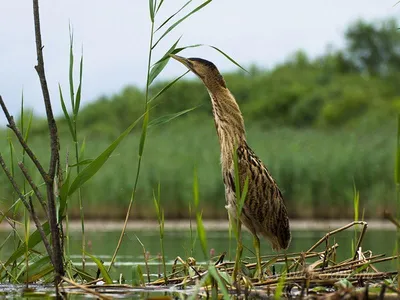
253;234;262;280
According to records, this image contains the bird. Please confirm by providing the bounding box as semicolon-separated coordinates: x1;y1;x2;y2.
170;54;291;276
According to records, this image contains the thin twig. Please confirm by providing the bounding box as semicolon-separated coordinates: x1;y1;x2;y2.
0;96;48;182
353;222;368;260
306;221;367;253
18;161;48;215
0;154;54;265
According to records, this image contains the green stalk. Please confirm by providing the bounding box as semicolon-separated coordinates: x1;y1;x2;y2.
396;115;400;286
108;13;154;271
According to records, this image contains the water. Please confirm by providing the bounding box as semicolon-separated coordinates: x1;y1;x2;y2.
0;223;397;298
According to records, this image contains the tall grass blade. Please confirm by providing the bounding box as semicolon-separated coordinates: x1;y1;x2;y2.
209;45;248;73
152;0;212;49
149;70;189;103
68;116;142;196
396;114;400;185
208;265;230;299
155;0;165;13
74;55;83;116
193;167;208;259
131;265;144;286
59;84;75;139
139;111;149;157
59;171;71;217
155;0;192;33
274;271;287;299
149;106;199;127
149;0;155;22
85;252;112;284
148;37;181;85
5;222;50;267
69;25;75;112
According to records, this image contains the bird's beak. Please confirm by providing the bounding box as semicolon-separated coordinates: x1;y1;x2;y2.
169;54;192;69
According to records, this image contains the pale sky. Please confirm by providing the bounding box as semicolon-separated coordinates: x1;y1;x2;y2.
0;1;398;123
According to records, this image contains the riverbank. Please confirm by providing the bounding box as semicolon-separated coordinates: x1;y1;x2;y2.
0;219;396;232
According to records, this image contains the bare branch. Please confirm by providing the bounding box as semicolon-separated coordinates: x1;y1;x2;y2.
0;96;48;182
32;0;64;282
0;153;54;264
18;161;48;215
32;0;60;179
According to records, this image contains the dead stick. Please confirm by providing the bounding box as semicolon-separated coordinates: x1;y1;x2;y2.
32;0;64;283
61;277;112;300
306;221;367;253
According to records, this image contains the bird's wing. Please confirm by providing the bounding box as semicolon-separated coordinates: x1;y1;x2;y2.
236;143;291;250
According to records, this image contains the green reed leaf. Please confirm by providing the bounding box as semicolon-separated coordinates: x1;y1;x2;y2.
149;71;189;103
149;106;199;127
149;37;181;85
69;25;75;112
85;252;112;284
68;115;142;196
131;264;144;286
209;45;248;73
139;110;149;157
149;0;155;22
152;0;212;49
155;0;192;33
5;222;50;267
74;54;83;116
59;84;75;140
208;265;230;299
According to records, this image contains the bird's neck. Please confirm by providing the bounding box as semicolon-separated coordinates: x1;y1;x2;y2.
206;85;246;170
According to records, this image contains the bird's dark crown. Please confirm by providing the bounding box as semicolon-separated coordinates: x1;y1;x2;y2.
188;57;218;70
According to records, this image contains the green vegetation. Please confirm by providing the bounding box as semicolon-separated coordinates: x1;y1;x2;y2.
1;18;399;219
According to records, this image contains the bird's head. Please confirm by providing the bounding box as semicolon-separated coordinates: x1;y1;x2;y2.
169;54;226;90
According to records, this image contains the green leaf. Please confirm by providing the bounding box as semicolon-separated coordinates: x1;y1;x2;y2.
274;271;287;300
396;114;400;184
155;0;165;13
149;106;199;127
68;158;93;168
193;166;199;208
149;0;155;22
196;213;207;260
69;25;75;112
5;222;50;267
208;265;230;299
155;1;192;33
17;256;52;282
152;0;212;49
131;265;144;286
149;70;189;103
171;43;248;73
238;176;249;217
23;109;34;143
59;171;70;218
74;54;84;116
149;37;181;85
59;84;75;140
139;110;149;157
188;272;211;300
68;116;142;196
209;45;248;73
85;252;112;284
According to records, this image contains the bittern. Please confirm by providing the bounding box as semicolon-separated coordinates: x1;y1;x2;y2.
170;54;291;275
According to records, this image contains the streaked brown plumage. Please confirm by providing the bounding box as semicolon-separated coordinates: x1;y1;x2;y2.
170;54;291;270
